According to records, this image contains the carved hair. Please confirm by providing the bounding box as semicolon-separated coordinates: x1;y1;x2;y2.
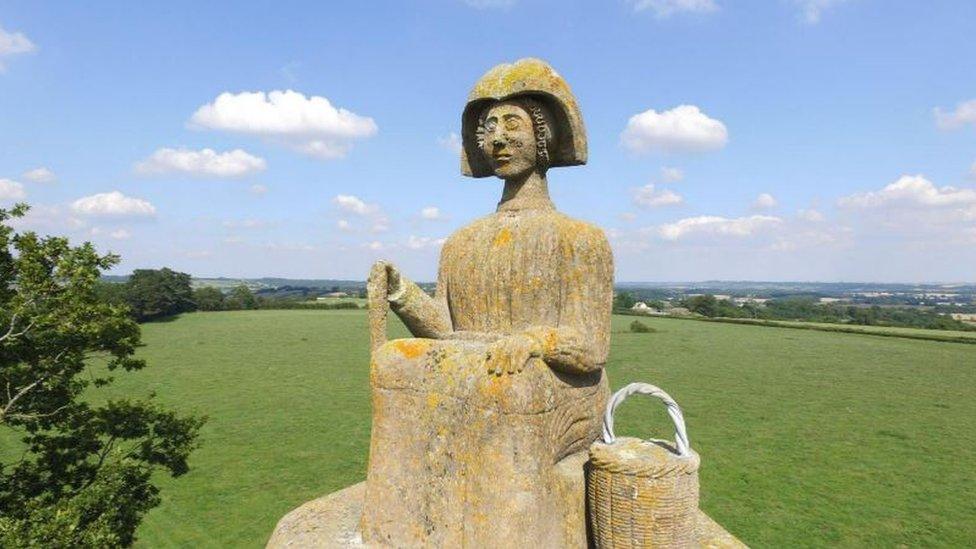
476;97;554;171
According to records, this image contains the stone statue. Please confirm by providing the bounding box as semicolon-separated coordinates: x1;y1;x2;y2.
361;58;612;547
266;58;746;549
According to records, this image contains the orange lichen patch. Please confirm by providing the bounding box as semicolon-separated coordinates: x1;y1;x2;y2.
394;339;430;359
426;393;442;410
543;330;558;354
493;227;512;247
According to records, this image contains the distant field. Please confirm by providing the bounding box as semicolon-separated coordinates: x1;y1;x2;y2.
9;311;973;547
689;316;976;343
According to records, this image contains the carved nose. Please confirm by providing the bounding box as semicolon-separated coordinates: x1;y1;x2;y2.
491;134;505;147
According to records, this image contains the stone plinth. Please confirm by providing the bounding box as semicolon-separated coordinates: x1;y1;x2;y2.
267;452;746;549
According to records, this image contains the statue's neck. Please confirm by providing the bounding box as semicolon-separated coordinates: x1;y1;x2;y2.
497;171;554;212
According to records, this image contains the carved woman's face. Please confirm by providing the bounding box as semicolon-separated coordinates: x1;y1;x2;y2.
480;101;538;180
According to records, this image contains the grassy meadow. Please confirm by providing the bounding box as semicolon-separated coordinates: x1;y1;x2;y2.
20;310;976;547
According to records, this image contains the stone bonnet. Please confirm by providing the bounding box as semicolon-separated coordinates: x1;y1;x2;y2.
461;57;588;178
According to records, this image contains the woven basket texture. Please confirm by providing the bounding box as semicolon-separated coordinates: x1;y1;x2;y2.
588;437;700;548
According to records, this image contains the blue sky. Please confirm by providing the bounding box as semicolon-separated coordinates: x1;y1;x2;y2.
1;0;975;282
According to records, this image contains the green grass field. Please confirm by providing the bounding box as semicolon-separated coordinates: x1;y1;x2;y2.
15;310;976;547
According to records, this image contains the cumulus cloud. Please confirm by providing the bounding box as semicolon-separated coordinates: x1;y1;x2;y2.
752;192;777;209
406;235;447;250
838;175;976;209
336;219;352;232
421;206;443;220
628;0;717;17
22;167;56;183
0;179;26;201
249;184;268;196
660;166;684;183
189;90;377;159
135;147;266;178
364;241;384;251
621;105;728;153
657;214;782;241
935;99;976;130
0;25;35;71
71;191;157;218
90;227;131;240
798;208;825;222
333;194;378;216
438;133;463;154
633;184;683;208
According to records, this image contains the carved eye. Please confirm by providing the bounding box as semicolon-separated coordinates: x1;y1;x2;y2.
504;118;521;131
484;119;498;133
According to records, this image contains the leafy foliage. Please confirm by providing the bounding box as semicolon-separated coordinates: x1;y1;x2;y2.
192;286;225;311
629;320;655;333
126;268;196;321
0;205;204;547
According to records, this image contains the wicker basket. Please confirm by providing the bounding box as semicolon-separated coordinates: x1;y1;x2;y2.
588;383;700;548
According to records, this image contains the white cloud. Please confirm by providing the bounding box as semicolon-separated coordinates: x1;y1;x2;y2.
135;147;266;178
189;90;377;159
621;105;728;153
0;179;27;201
753;192;777;209
838;175;976;209
364;241;384;251
421;206;443;220
658;214;782;240
70;191;157;218
370;217;390;233
633;184;684;208
406;235;447;250
22;167;56;183
935;99;976;130
798;208;825;222
333;194;377;216
0;25;35;71
794;0;850;24
660;166;684;183
249;184;268;196
336;219;352;232
628;0;717;17
438;133;463;154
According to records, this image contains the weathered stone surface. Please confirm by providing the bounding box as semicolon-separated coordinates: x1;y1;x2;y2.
360;58;614;546
266;476;748;548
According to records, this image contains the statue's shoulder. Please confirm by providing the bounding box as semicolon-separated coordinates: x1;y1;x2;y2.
441;213;496;252
550;211;612;253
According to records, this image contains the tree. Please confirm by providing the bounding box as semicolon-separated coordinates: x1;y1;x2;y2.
225;284;258;310
613;291;636;311
125;268;195;321
193;286;225;311
684;294;718;317
0;205;204;547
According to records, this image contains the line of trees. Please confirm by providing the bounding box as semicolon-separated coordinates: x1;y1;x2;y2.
680;294;976;332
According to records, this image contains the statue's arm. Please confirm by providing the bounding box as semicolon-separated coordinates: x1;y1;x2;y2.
519;226;614;375
387;267;452;339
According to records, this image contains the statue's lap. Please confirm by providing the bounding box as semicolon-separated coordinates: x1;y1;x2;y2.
363;338;608;547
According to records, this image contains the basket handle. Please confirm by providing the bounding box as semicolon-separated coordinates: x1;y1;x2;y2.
602;382;692;458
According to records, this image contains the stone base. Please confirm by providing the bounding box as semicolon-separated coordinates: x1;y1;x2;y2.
267;481;747;548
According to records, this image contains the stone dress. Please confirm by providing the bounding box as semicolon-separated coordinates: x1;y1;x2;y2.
361;203;613;547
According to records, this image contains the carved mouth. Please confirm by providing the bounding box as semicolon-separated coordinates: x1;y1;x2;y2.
493;154;512;163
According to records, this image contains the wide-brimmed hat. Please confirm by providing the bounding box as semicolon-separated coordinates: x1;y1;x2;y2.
461;58;587;178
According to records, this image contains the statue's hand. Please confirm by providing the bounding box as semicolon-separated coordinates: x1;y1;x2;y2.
485;334;543;376
372;260;403;300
